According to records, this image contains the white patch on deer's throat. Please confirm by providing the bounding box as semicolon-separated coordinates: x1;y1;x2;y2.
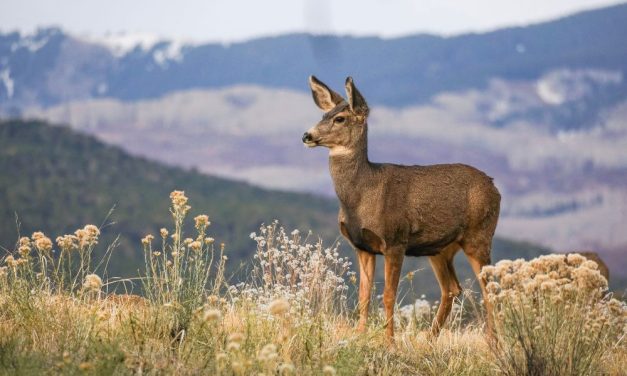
329;146;354;156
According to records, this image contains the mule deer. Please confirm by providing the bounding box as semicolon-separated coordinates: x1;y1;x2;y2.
302;76;501;341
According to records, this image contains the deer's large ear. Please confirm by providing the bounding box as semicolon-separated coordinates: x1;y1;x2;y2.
345;77;369;117
309;75;344;112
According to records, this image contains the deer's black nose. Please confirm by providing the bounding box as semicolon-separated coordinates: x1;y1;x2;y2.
302;132;313;143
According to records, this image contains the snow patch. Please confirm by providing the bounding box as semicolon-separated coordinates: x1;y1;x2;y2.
81;32;161;57
152;41;186;68
10;29;55;53
0;68;14;98
80;31;195;62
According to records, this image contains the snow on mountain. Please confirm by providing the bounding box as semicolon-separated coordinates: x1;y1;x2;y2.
79;32;194;67
8;28;59;53
0;68;13;98
79;31;162;57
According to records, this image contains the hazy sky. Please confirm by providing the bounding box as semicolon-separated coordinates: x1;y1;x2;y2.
1;0;623;42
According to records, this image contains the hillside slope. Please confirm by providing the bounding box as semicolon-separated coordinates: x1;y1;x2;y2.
0;119;567;295
0;119;339;277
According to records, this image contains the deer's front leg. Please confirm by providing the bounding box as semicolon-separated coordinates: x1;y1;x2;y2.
383;251;404;342
356;249;376;332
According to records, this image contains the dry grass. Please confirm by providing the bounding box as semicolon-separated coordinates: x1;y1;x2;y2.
0;192;625;375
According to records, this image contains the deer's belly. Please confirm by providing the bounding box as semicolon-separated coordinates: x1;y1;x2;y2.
405;228;462;257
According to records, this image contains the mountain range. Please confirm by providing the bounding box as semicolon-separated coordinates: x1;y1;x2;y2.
0;4;626;281
1;4;627;111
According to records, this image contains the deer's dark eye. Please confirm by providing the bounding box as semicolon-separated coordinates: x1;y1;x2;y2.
334;116;346;124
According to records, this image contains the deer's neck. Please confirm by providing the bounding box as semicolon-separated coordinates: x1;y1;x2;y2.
328;136;374;208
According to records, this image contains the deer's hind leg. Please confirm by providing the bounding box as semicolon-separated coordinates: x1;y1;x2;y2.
462;239;494;336
428;242;462;337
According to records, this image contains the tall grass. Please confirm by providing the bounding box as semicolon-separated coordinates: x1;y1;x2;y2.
141;190;227;340
0;192;625;375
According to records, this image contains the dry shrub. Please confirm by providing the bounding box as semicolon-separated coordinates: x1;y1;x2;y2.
239;221;354;318
482;254;627;376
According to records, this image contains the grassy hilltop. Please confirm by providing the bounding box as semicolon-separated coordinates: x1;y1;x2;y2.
0;188;624;375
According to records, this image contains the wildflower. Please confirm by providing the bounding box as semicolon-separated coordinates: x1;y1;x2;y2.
160;228;168;238
480;265;496;278
153;251;161;257
406;271;414;281
228;332;245;343
84;224;100;238
268;298;290;316
5;255;17;268
231;361;244;374
190;240;202;252
486;281;500;294
203;309;222;322
184;238;193;245
216;353;228;370
34;235;53;253
0;266;7;277
83;274;103;292
31;231;45;240
205;237;215;244
566;253;586;267
581;260;599;270
141;234;154;246
278;363;296;375
207;295;219;304
56;235;77;251
75;225;100;247
18;245;31;257
540;280;557;292
19;237;30;246
323;365;337;376
258;344;278;361
194;214;210;229
170;190;191;214
226;342;240;352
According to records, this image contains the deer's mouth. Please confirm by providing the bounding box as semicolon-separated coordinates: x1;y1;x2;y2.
304;140;319;147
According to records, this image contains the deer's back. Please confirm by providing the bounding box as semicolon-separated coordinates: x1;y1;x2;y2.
359;162;500;255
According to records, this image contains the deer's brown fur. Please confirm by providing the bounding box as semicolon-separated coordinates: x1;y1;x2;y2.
303;76;501;341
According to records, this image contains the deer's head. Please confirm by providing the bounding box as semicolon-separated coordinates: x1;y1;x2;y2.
303;76;369;155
